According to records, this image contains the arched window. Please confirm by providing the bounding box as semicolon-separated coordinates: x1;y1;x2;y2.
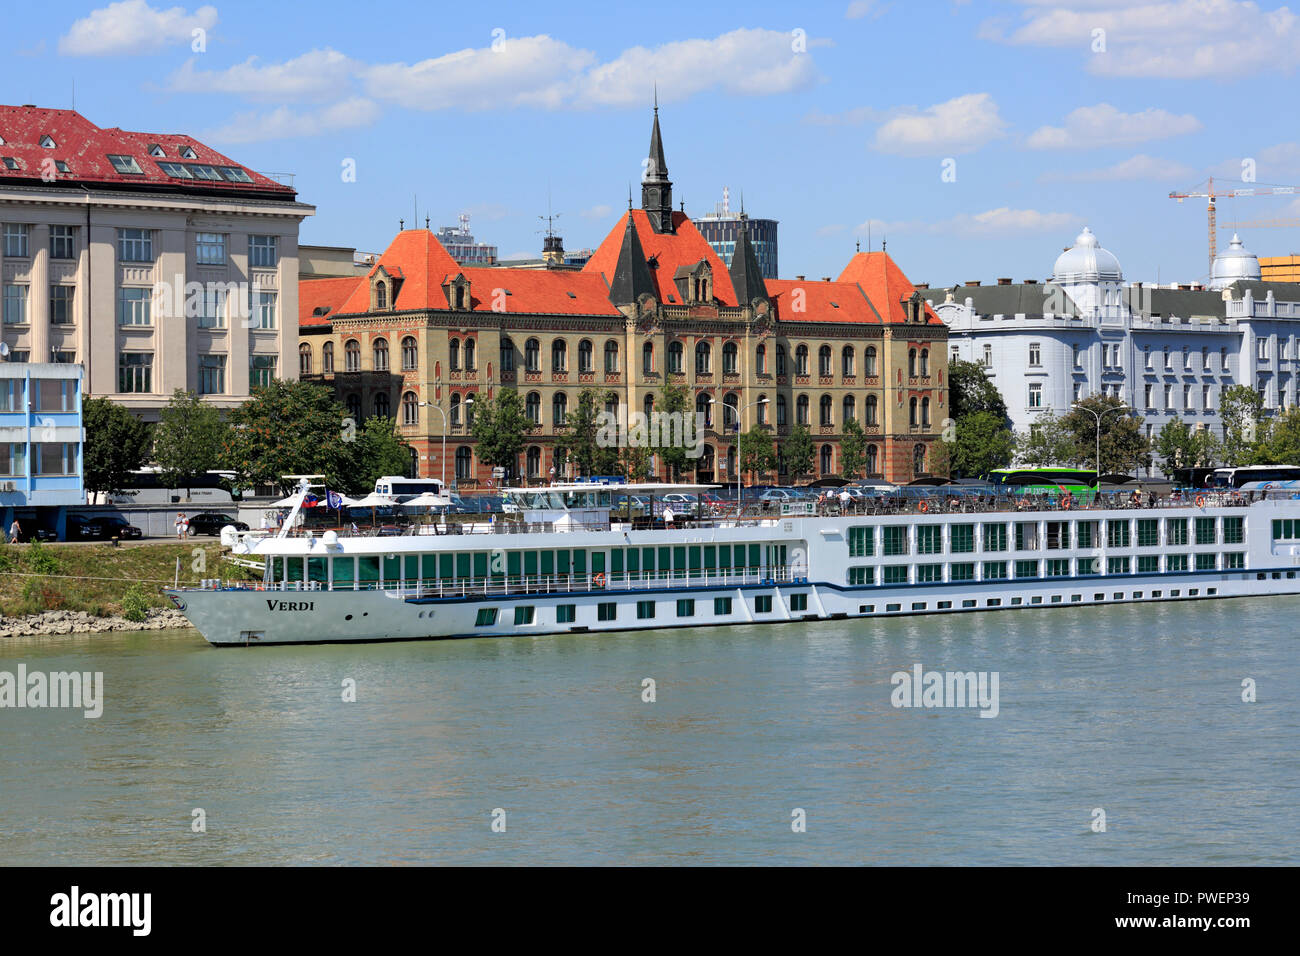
408;447;419;479
913;443;927;478
402;391;418;426
696;392;713;427
500;337;515;372
864;346;877;377
644;393;654;419
819;394;833;426
820;444;833;475
527;446;542;479
843;395;855;423
922;396;931;427
796;394;809;425
865;394;878;426
909;397;918;426
449;338;460;371
578;339;593;373
667;341;683;374
552;339;567;372
322;341;334;373
552;392;568;426
604;340;619;374
908;348;917;377
920;349;929;376
723;342;738;375
455;446;472;480
723;392;738;429
463;339;475;371
346;394;361;421
866;444;878;475
776;345;787;376
298;343;312;375
344;339;361;372
525;338;540;373
401;336;418;371
795;344;809;376
757;394;769;425
450;392;462;426
776;394;787;426
373;338;389;372
696;341;711;375
842;346;855;377
818;345;832;376
643;342;654;373
373;392;390;418
526;391;541;423
756;344;766;375
701;443;715;477
376;283;387;310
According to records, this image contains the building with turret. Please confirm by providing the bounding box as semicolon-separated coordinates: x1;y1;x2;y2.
300;108;946;486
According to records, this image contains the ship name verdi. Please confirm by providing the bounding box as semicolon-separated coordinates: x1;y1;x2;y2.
266;600;315;612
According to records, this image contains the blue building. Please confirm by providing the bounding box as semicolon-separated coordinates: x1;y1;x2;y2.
0;362;84;535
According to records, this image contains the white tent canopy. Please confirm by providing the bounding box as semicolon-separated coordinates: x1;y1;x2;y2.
399;492;453;508
352;492;397;508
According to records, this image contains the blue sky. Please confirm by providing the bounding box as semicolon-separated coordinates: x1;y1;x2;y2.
7;0;1300;285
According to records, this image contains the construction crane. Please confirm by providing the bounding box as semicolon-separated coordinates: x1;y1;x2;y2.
1169;176;1298;273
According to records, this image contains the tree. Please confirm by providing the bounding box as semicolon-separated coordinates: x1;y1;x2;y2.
469;388;535;482
1220;385;1265;466
1256;406;1300;464
349;416;414;491
784;424;815;484
839;417;867;479
1015;410;1076;467
217;379;356;494
555;388;619;478
738;425;777;481
152;389;225;497
948;358;1009;422
1153;417;1219;477
943;410;1015;478
1060;394;1151;475
82;396;151;496
649;382;696;481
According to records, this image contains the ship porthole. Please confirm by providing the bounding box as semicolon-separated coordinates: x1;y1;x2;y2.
345;614;353;621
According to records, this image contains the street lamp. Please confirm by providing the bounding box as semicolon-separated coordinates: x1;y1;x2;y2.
419;397;472;489
1072;400;1129;491
734;397;769;516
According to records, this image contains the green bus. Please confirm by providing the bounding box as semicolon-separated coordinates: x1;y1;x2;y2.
986;468;1097;497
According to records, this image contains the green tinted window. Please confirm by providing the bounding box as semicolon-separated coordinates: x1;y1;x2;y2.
1195;517;1216;545
883;565;908;584
1166;519;1188;546
883;526;908;556
1136;519;1158;547
917;526;942;554
950;524;975;553
983;524;1007;552
950;562;975;581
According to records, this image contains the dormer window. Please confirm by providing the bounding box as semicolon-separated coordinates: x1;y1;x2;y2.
180;146;197;159
148;144;165;158
39;135;56;149
107;154;143;175
443;273;472;312
376;283;387;310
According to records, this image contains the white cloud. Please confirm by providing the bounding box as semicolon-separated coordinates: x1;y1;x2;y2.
1027;104;1202;149
1041;153;1194;182
845;1;884;19
863;207;1076;236
982;0;1300;79
872;93;1007;156
580;204;614;220
169;49;357;101
60;0;217;56
204;97;377;144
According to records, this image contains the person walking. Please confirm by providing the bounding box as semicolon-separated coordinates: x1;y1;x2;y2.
8;518;21;544
175;513;186;540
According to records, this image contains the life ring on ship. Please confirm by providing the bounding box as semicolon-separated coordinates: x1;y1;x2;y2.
918;500;929;513
255;583;265;591
593;572;606;588
1061;495;1073;510
1195;494;1206;508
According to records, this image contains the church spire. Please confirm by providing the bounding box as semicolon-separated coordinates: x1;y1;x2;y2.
642;98;674;234
609;211;657;306
729;212;767;306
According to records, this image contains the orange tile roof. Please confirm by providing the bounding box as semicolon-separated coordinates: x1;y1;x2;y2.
299;276;362;327
763;278;883;324
336;229;461;315
451;267;622;316
836;251;943;325
584;209;738;306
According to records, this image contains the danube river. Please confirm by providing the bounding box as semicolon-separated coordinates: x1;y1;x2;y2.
2;597;1296;865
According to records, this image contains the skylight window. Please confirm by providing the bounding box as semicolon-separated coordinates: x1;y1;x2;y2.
218;166;253;183
179;146;197;159
189;164;223;181
107;154;143;175
158;161;193;179
55;160;69;173
39;135;56;148
0;136;5;146
148;144;165;158
2;157;18;170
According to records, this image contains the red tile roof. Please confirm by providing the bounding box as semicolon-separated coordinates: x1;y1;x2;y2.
336;229;461;314
0;104;294;196
763;278;883;324
584;210;738;306
451;267;622;316
299;276;363;327
836;252;943;325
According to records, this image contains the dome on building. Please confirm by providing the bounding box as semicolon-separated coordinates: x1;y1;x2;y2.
1209;233;1261;290
1052;226;1123;284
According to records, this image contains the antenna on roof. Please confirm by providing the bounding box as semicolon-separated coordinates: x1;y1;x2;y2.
399;218;405;230
628;184;633;211
425;215;430;229
856;238;861;253
882;235;887;253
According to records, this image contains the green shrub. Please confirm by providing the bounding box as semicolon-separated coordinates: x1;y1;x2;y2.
25;541;62;576
122;584;150;622
0;548;15;573
20;578;64;613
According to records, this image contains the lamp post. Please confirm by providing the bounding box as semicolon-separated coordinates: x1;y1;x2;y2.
419;397;471;490
1072;400;1129;491
734;397;769;516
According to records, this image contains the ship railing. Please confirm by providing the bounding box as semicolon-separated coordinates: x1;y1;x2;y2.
389;566;802;599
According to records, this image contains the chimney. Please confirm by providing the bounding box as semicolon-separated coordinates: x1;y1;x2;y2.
1024;279;1038;284
997;277;1012;285
795;275;805;280
822;277;831;282
1178;283;1192;290
915;283;929;290
964;280;981;287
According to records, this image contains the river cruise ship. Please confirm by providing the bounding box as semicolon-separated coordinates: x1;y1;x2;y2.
165;479;1300;646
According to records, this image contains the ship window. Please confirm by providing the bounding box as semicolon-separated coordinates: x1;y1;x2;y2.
677;599;695;617
332;556;354;588
790;594;808;611
476;608;498;626
887;603;903;612
637;601;656;619
514;606;535;625
755;595;773;613
598;602;617;621
714;597;732;615
557;605;576;623
358;556;379;584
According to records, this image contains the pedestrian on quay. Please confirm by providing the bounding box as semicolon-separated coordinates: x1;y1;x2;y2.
175;513;186;539
9;518;21;544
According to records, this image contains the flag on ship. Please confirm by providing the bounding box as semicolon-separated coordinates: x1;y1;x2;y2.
326;490;344;509
302;493;320;508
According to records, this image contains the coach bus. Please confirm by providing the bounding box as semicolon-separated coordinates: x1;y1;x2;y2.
1206;465;1300;489
986;467;1097;497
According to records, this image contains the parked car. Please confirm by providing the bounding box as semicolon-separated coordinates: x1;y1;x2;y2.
758;488;801;504
96;515;144;539
64;514;105;541
187;512;248;536
13;525;58;543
